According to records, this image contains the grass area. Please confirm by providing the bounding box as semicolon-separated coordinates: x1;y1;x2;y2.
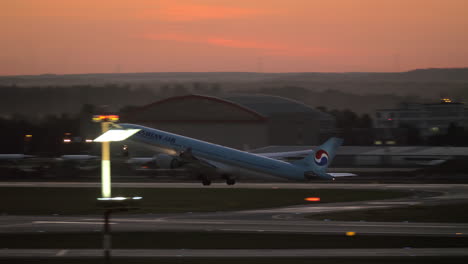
1;232;467;249
0;187;410;215
305;203;468;223
3;258;468;264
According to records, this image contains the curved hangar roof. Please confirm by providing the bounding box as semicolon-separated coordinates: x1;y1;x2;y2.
124;94;330;122
221;94;333;120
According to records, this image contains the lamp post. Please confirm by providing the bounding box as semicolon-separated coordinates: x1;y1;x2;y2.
92;114;119;198
92;115;141;264
92;120;141;198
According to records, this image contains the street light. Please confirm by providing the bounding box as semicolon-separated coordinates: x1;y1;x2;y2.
92;115;141;264
92;115;139;198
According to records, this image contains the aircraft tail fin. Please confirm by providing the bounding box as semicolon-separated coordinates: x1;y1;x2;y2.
292;137;343;177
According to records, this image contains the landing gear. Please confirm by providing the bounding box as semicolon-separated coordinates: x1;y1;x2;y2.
200;175;211;186
226;178;236;185
170;158;180;169
202;178;211;186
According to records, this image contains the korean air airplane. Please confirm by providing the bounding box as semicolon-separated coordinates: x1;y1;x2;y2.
117;123;352;185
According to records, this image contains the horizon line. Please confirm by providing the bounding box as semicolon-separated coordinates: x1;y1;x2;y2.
1;67;468;78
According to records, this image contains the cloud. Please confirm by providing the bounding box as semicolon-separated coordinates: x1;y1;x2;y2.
206;38;285;50
143;33;331;57
139;3;269;21
143;33;283;50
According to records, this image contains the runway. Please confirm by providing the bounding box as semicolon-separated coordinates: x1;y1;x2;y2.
1;182;468;259
1;215;466;236
2;248;468;258
1;182;468;236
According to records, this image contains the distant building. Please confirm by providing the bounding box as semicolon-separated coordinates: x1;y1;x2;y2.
375;99;468;139
121;94;335;150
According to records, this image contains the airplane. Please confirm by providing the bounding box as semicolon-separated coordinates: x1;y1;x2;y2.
56;155;100;171
0;154;102;177
114;123;352;185
0;154;52;175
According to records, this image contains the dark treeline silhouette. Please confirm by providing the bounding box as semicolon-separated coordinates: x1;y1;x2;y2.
1;80;468;152
427;123;468;146
316;107;374;145
250;86;425;115
0;85;158;118
0;83;228;118
0;114;84;155
0;82;440;119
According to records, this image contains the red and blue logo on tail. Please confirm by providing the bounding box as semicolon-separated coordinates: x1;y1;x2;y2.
314;149;329;166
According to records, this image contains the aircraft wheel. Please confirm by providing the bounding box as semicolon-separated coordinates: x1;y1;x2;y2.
226;179;236;185
202;179;211;186
170;159;180;169
201;176;211;186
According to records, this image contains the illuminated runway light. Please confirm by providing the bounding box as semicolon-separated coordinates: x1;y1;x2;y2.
456;233;463;235
98;197;126;201
305;197;321;202
97;196;143;201
346;231;356;236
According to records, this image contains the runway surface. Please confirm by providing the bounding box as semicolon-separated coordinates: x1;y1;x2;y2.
2;248;468;258
1;215;466;236
1;182;468;236
1;182;468;259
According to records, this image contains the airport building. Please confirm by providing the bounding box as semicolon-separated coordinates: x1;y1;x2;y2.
374;99;468;138
121;94;335;150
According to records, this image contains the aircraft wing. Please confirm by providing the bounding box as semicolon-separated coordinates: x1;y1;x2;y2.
328;173;357;177
181;156;218;171
255;150;311;159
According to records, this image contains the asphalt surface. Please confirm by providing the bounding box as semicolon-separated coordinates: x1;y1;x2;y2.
1;182;468;236
2;248;468;258
1;182;468;259
1;216;465;236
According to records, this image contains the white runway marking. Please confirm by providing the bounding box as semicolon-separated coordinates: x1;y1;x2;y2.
84;218;166;223
2;248;468;258
55;249;68;256
84;218;227;225
33;221;115;225
250;205;390;213
366;201;421;205
334;223;458;228
272;214;293;220
0;223;30;228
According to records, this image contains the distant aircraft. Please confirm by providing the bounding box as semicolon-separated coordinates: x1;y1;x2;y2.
56;155;100;171
113;123;353;185
0;154;50;175
0;154;101;176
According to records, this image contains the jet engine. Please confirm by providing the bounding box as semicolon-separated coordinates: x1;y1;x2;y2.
154;154;181;169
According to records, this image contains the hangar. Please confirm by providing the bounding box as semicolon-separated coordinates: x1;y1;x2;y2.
122;94;335;150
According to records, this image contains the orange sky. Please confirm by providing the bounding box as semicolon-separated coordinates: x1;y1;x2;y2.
1;0;467;75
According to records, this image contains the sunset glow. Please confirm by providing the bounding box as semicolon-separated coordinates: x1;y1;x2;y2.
1;0;467;75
